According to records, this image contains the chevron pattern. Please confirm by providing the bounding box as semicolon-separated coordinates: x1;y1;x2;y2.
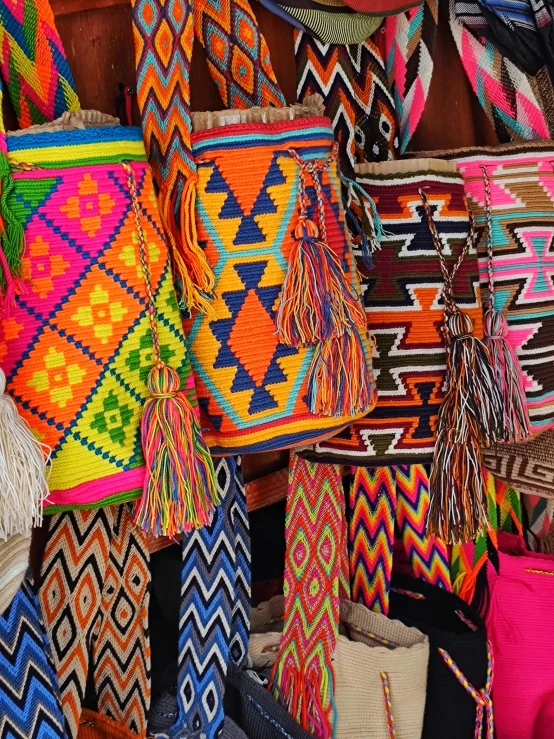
194;0;285;109
295;31;399;177
132;0;194;184
0;0;79;128
39;505;150;739
273;455;342;738
229;459;250;669
92;507;151;735
0;577;66;739
395;465;452;591
347;466;396;615
384;0;438;152
166;457;241;739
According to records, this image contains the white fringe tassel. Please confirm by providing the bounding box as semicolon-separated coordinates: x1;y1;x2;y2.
0;368;50;540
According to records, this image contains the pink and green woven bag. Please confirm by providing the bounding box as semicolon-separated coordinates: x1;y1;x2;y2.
0;0;216;538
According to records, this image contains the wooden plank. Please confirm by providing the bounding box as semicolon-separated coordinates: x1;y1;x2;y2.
51;0;128;16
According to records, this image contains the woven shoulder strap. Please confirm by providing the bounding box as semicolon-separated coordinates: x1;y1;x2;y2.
449;0;549;141
0;0;79;128
193;0;285;108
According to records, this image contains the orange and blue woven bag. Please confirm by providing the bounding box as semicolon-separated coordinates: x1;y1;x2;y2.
0;0;217;538
188;116;377;454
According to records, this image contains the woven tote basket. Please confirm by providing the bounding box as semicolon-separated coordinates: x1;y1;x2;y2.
0;77;215;533
299;158;484;467
250;595;429;739
186;113;376;454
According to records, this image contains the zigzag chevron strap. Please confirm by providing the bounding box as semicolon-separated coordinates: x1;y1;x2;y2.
347;465;396;615
39;505;151;739
194;0;285;109
167;458;246;739
132;0;215;313
395;465;452;591
0;576;66;739
273;455;343;739
294;31;399;178
0;0;80;128
384;0;438;153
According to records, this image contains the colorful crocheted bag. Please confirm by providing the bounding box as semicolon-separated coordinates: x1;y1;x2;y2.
0;0;216;537
425;142;554;433
300;159;484;468
187;113;376;454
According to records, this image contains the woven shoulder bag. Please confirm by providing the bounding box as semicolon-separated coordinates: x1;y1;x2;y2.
0;0;216;538
187;109;376;454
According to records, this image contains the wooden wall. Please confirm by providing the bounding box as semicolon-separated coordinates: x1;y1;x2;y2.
45;0;498;487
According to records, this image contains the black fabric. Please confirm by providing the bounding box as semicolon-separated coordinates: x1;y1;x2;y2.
224;666;312;739
389;575;488;739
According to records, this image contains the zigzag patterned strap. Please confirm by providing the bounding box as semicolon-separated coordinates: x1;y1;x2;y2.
384;0;438;153
273;455;342;739
132;0;215;313
39;505;151;739
194;0;285;109
496;479;523;536
347;465;396;615
167;458;246;739
0;576;66;739
0;0;80;128
295;31;399;178
395;465;452;592
449;0;549;141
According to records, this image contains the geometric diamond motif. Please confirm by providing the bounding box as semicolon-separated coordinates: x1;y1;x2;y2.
1;135;199;508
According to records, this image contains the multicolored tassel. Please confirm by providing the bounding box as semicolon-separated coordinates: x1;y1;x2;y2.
123;162;217;536
420;191;503;543
277;147;372;418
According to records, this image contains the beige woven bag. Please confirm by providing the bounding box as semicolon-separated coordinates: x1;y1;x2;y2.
250;597;429;739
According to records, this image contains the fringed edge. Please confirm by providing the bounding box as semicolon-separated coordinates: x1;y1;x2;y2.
272;663;334;739
158;175;216;316
340;173;384;272
0;152;25;312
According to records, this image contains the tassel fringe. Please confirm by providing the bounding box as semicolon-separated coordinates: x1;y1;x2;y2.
276;216;366;347
428;311;504;544
484;308;531;443
274;664;334;739
308;329;375;417
341;174;384;272
134;364;218;537
0;368;49;540
158;176;216;316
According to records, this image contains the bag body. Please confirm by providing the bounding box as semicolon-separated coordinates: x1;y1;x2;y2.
389;575;489;739
429;141;554;433
187;116;375;454
300;158;484;467
0;113;198;512
250;595;429;739
486;532;554;739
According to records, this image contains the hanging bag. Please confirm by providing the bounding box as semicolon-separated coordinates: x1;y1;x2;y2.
0;0;216;537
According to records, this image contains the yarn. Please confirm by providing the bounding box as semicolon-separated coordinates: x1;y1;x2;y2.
420;191;503;543
480;164;531;442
